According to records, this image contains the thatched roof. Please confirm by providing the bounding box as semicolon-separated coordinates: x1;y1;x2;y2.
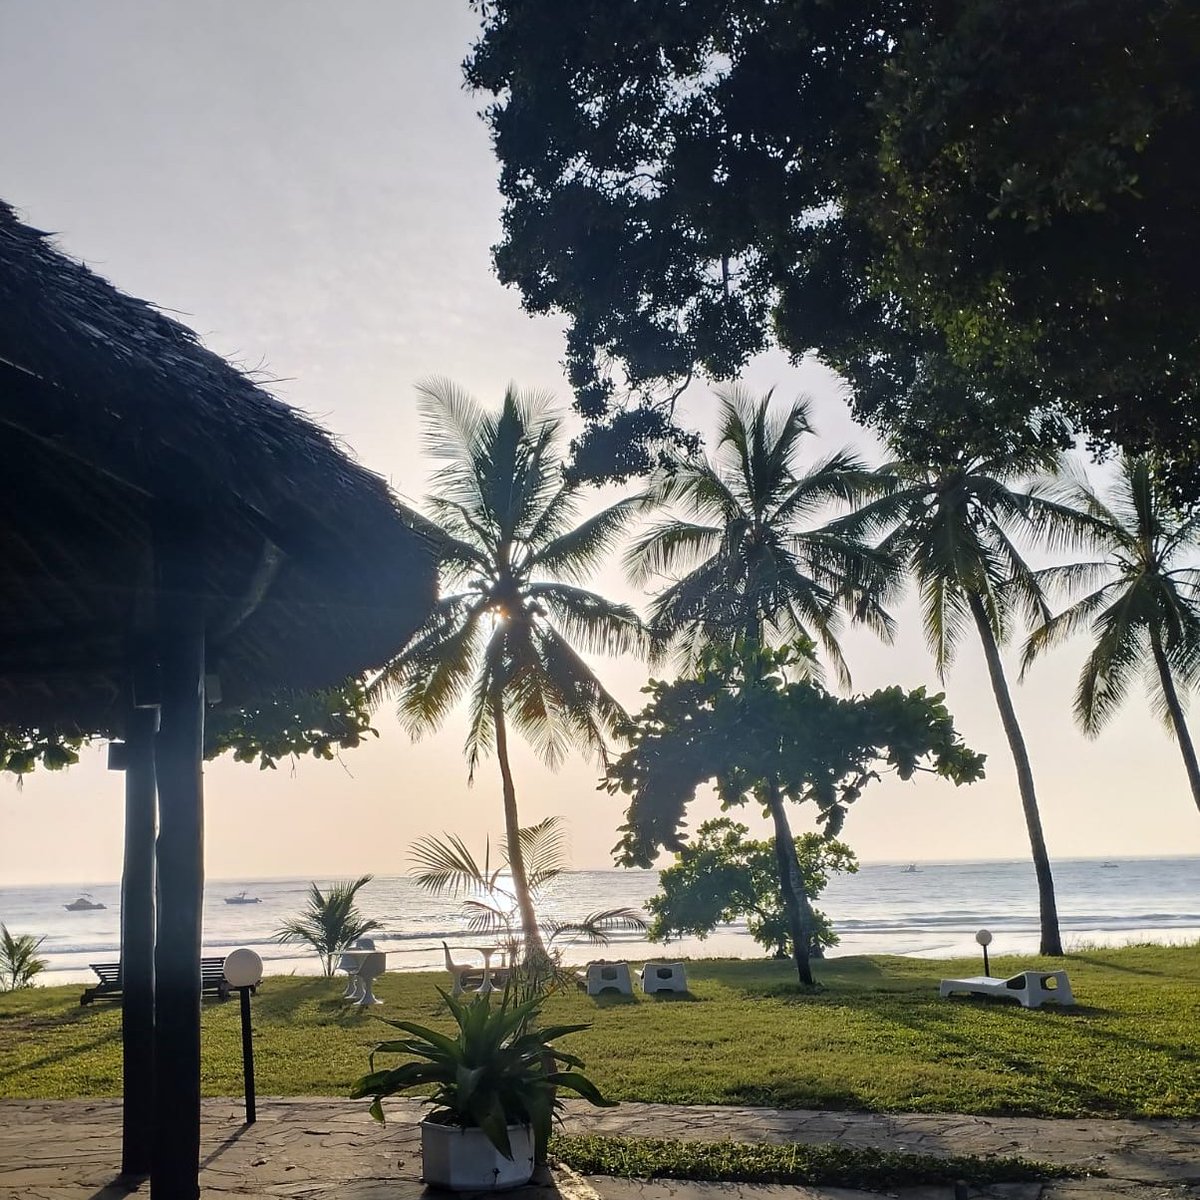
0;199;439;734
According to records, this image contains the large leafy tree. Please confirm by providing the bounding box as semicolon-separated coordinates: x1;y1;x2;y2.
1024;458;1200;815
608;641;984;985
833;441;1088;955
647;817;857;960
626;387;896;683
466;1;1200;496
372;381;645;957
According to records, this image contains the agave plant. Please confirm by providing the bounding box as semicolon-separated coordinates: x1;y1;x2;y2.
275;875;381;976
350;988;614;1157
0;924;47;991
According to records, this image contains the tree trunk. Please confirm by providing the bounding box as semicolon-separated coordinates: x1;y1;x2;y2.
491;697;548;962
968;592;1063;957
1149;628;1200;815
764;782;817;986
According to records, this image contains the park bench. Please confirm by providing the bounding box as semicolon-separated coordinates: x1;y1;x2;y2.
80;956;243;1005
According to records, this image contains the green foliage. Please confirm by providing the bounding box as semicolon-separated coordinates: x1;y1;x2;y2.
275;875;381;977
5;947;1199;1118
350;988;613;1158
0;726;83;778
607;642;984;866
647;819;856;958
204;677;377;770
468;2;1200;498
550;1134;1079;1188
0;925;47;991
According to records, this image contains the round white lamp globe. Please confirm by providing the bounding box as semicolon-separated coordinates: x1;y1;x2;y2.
224;948;264;990
975;929;993;947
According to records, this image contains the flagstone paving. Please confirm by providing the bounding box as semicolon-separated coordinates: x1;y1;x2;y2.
1;1098;1196;1200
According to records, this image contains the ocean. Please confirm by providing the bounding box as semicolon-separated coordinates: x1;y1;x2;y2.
4;856;1197;985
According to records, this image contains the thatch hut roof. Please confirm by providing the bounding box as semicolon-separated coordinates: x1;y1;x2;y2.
0;198;438;734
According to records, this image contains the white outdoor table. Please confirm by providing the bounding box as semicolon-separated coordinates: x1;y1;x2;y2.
336;949;386;1006
465;946;506;994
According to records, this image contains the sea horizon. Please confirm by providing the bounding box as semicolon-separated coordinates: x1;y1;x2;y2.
5;854;1197;986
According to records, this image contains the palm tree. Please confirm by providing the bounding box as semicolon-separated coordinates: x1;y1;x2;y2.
626;387;895;981
626;387;896;680
0;925;47;991
410;815;647;966
275;875;381;976
1024;456;1200;815
834;444;1088;956
372;381;645;959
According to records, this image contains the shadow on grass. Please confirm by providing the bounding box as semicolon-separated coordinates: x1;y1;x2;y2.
0;1027;121;1083
646;992;701;1003
590;993;637;1009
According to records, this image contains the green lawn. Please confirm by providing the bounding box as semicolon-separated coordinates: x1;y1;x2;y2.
2;946;1197;1118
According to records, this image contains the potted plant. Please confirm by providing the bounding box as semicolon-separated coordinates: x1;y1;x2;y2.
351;988;614;1191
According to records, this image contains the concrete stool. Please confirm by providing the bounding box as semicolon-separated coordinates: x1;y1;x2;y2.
585;961;633;995
641;961;688;994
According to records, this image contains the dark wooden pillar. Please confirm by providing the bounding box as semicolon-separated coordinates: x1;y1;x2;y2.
152;525;206;1200
120;702;158;1178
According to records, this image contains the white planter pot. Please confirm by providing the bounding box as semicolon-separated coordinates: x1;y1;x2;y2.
420;1117;535;1191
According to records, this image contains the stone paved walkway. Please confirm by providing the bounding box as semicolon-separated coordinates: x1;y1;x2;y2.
1;1098;1196;1200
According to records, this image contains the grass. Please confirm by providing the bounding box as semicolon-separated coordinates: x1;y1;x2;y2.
1;946;1197;1117
548;1134;1083;1188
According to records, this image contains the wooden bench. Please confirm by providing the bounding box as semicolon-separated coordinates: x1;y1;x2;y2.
80;956;242;1005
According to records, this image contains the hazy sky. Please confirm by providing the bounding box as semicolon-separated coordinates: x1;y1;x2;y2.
2;1;1197;886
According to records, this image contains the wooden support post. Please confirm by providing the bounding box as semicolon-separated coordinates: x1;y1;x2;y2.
120;703;158;1178
152;523;206;1200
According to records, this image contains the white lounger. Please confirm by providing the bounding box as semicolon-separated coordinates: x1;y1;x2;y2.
939;969;1075;1009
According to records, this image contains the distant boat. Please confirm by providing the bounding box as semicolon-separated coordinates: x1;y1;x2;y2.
1100;862;1120;869
901;864;920;874
64;895;106;911
224;891;262;905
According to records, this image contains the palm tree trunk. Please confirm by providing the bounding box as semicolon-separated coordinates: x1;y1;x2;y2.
968;592;1063;957
1149;628;1200;815
491;697;548;962
764;781;817;986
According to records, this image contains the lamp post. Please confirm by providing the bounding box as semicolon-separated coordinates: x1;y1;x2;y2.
223;948;264;1125
975;928;993;976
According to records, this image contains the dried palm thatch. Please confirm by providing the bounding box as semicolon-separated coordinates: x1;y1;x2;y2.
0;199;439;734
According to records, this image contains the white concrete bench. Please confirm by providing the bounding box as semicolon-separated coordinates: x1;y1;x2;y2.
939;969;1075;1009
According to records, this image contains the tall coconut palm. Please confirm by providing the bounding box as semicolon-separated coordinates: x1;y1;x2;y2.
372;381;645;959
626;387;897;679
833;444;1089;956
626;387;896;979
1024;456;1200;815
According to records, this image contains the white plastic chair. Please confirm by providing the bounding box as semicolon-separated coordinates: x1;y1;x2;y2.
442;941;484;997
355;950;386;1006
939;969;1075;1009
337;937;377;1001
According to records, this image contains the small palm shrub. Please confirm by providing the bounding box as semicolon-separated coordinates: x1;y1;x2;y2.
0;924;47;991
275;874;381;976
350;988;613;1158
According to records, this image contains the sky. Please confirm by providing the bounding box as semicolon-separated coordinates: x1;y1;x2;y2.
1;1;1197;886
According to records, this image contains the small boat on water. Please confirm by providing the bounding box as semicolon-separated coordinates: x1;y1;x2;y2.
901;864;920;874
1100;862;1120;869
224;891;262;905
64;895;106;911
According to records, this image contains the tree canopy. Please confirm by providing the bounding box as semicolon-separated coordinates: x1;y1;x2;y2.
606;643;985;867
647;817;856;958
467;1;1200;496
